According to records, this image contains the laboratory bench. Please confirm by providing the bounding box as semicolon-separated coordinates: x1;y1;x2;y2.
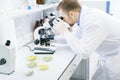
0;43;82;80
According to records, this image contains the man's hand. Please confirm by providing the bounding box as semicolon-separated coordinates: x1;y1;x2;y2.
53;19;69;34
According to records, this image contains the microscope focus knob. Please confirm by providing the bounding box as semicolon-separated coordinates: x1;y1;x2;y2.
0;58;6;65
34;39;39;45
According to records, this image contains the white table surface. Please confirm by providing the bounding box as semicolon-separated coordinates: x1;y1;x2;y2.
0;43;76;80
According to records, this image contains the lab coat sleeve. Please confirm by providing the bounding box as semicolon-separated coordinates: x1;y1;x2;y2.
64;24;108;59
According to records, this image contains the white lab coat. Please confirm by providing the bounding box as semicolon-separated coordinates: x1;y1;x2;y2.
63;5;120;80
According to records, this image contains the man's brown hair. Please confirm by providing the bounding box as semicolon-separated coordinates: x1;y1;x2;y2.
57;0;81;13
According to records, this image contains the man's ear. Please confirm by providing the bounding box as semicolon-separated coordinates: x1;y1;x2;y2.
68;11;75;18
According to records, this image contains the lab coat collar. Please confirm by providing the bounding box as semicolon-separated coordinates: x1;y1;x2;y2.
79;5;89;26
72;5;89;29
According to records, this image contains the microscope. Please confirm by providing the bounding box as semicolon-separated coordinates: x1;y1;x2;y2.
33;17;62;54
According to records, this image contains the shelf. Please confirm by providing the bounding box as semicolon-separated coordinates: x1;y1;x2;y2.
0;3;58;21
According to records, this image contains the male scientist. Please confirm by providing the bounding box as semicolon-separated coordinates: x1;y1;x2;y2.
53;0;120;80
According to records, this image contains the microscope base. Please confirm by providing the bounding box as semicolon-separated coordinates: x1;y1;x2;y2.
34;47;56;54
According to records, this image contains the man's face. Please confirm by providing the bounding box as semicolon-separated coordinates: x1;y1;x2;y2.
59;9;77;26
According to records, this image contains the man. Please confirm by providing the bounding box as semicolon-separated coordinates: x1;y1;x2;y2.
53;0;120;80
